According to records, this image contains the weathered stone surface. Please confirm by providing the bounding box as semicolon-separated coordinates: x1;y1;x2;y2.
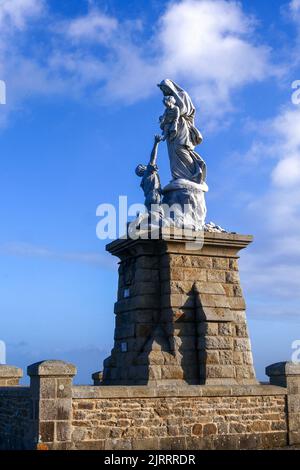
27;360;77;378
71;392;287;450
197;306;234;322
198;336;233;350
267;362;300;445
197;322;219;336
234;338;251;352
102;231;256;385
0;365;23;386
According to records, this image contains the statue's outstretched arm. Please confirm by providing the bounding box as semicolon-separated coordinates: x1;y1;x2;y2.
149;135;162;166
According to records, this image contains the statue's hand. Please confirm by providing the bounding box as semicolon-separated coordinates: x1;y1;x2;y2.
154;134;163;143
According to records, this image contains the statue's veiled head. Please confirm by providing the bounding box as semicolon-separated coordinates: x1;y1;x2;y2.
157;79;174;96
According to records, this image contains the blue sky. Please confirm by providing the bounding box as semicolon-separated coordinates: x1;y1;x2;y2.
0;0;300;383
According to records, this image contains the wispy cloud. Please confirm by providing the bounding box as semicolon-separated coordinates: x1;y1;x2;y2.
0;242;114;268
237;101;300;317
64;8;118;42
0;0;43;30
0;0;280;128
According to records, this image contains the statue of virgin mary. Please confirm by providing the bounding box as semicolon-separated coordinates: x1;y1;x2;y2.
157;79;206;184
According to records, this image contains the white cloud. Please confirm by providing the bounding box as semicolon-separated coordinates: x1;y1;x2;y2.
236;101;300;318
156;0;273;116
0;0;278;128
65;9;118;42
267;107;300;188
290;0;300;16
98;0;275;120
0;0;43;30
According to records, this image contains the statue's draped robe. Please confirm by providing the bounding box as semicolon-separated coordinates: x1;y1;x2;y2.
159;80;206;184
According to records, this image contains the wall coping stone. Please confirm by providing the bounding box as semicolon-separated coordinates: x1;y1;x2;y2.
106;230;253;256
27;360;77;377
0;365;23;378
72;383;286;399
266;362;300;377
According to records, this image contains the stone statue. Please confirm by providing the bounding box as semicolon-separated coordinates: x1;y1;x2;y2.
157;79;208;231
157;79;206;184
135;135;162;212
134;80;212;232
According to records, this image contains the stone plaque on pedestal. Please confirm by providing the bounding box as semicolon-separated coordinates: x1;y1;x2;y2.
100;229;256;386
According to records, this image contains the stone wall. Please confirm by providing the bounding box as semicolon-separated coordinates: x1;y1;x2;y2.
70;384;288;450
0;361;299;450
0;388;33;450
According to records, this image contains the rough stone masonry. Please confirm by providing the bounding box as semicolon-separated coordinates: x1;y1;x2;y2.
100;229;256;386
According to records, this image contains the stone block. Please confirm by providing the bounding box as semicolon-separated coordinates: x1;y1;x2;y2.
197;322;219;336
164;281;191;294
212;258;229;270
225;271;240;284
218;323;233;336
219;350;234;365
229;259;239;271
132;438;160;450
76;441;106;450
165;322;197;337
135;324;153;337
233;352;244;365
197;306;234;322
198;350;219;365
192;423;203;436
234;338;251;352
228;297;246;310
131;282;159;296
149;366;162;380
195;282;226;295
114;325;135;340
235;324;248;337
161;293;195;309
40;421;55;442
57;378;73;399
203;423;217;436
161;365;184;380
39;378;56;399
197;293;230;308
235;365;256;380
198;336;233;350
0;365;23;386
190;256;213;269
56;421;72;441
135;268;159;283
39;398;72;421
204;365;235;379
183;268;206;282
149;351;167;365
171;335;197;351
161;308;195;323
135;256;159;269
207;270;226;282
134;311;155;323
27;360;77;378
